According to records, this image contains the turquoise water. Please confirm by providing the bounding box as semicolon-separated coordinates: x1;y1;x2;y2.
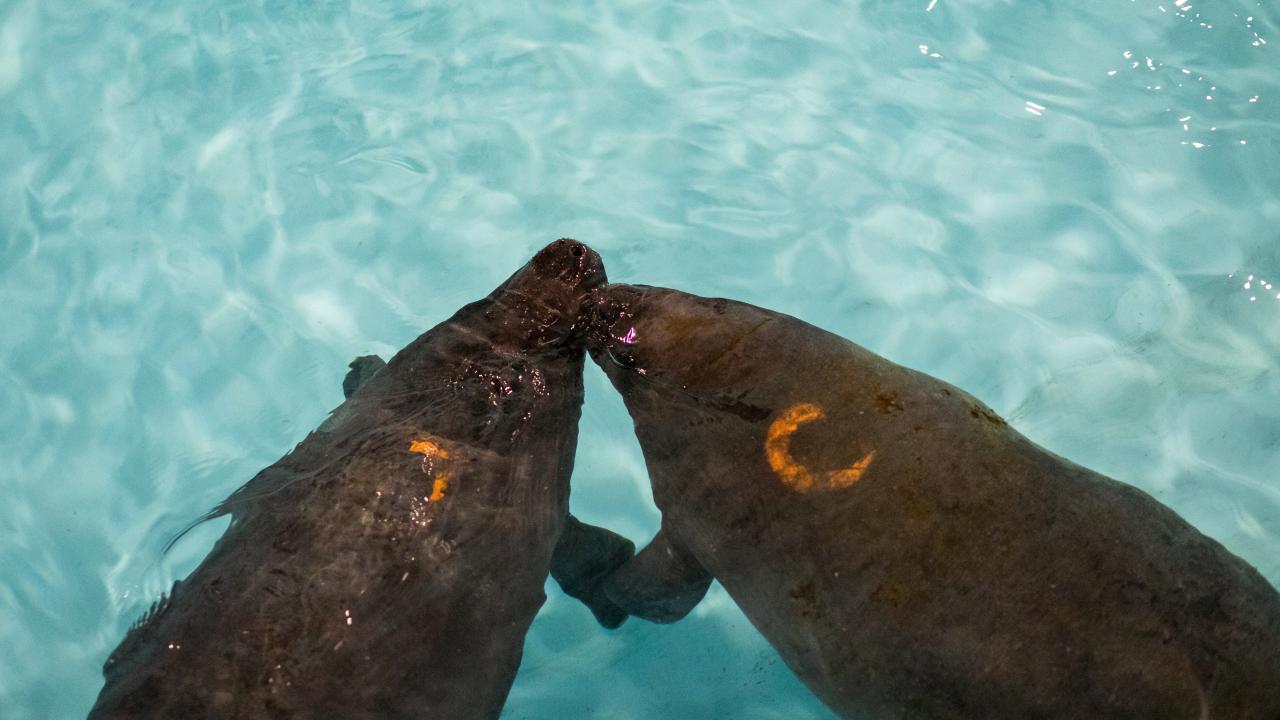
2;0;1278;717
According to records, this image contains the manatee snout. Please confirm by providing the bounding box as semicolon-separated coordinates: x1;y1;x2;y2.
495;239;608;347
528;238;607;302
585;283;650;380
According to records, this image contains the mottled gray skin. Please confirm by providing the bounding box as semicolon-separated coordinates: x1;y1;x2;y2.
345;353;634;630
588;283;1280;720
89;240;632;720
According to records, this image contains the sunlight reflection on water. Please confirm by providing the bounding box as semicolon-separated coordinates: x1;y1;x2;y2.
1;0;1277;717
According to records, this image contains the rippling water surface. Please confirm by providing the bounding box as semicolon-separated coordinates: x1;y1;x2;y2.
2;1;1278;717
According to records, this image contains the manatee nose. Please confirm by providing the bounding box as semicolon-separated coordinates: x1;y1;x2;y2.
587;283;643;340
532;238;607;291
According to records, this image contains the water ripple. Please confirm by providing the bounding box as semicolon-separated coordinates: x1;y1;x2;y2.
2;1;1278;718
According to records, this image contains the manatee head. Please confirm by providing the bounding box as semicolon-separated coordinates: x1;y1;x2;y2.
586;283;775;400
484;239;607;351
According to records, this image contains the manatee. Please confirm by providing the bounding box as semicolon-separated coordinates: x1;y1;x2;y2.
586;283;1280;720
341;353;633;630
89;240;633;720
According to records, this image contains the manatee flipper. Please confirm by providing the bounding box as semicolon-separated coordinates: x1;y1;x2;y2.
550;515;636;629
343;354;387;399
169;353;390;541
601;522;713;624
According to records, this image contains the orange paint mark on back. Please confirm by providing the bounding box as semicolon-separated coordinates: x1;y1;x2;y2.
408;438;449;459
428;472;450;502
765;402;876;493
826;452;876;489
765;403;824;492
409;435;452;501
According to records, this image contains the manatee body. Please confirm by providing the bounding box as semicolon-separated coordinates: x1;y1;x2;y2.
89;240;632;720
587;283;1280;720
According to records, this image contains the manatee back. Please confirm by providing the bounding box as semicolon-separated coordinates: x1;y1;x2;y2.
90;238;607;719
592;285;1280;719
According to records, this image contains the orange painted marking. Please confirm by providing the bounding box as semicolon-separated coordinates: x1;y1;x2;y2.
409;435;452;501
765;403;875;493
428;472;450;502
408;438;449;459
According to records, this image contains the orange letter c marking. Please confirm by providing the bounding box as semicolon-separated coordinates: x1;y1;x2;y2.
765;403;875;493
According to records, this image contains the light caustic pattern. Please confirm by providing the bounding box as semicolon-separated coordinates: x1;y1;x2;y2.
2;0;1278;718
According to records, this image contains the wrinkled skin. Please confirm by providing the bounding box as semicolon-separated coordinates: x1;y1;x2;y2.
89;240;633;720
588;283;1280;720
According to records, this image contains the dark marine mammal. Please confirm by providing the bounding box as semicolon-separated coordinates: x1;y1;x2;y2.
587;283;1280;720
340;353;633;630
89;240;632;720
